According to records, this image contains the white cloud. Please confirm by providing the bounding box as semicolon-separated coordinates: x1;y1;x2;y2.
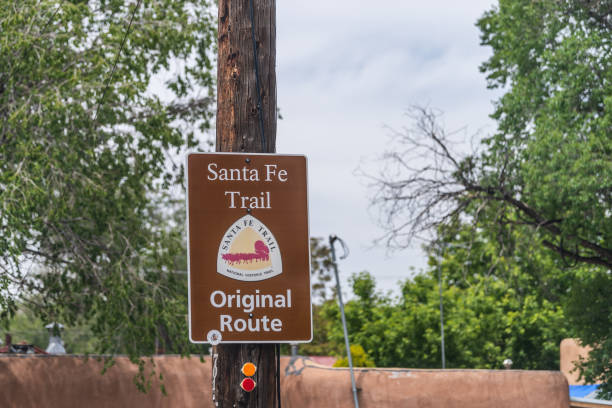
276;1;501;295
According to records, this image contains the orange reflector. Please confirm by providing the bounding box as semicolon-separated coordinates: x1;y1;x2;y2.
240;378;256;392
241;362;257;377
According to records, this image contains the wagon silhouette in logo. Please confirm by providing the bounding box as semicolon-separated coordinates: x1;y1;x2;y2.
222;240;270;265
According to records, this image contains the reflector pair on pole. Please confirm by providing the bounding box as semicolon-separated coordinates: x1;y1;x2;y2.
240;362;257;392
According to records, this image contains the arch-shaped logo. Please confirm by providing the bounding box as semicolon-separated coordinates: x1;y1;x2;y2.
217;215;282;281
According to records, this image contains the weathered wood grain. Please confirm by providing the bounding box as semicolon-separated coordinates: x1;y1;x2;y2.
215;0;278;406
216;0;276;153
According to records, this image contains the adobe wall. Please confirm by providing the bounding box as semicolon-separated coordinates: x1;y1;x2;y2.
0;355;209;408
560;338;593;385
0;355;569;408
284;357;569;408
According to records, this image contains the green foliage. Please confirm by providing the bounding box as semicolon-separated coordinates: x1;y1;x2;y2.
318;246;570;370
298;302;337;356
0;0;215;391
366;0;610;395
566;268;612;399
0;274;14;328
4;307;97;354
298;237;341;356
333;344;375;368
310;237;335;300
476;0;612;266
476;0;612;396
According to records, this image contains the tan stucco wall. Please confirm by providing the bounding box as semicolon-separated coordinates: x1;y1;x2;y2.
0;355;569;408
0;355;209;408
284;357;569;408
560;338;593;385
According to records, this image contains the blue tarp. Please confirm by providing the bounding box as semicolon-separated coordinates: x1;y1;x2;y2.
569;385;600;398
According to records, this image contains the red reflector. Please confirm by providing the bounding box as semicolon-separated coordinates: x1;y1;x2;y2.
240;378;256;392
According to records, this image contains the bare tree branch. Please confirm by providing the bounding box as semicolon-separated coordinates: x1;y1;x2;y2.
364;106;612;269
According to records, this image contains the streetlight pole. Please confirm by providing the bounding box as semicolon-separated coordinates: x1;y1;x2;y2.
329;235;359;408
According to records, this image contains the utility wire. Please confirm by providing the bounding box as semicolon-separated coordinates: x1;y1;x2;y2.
276;343;282;408
93;0;143;125
248;0;268;152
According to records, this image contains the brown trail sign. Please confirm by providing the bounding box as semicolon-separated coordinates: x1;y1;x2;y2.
189;0;303;405
186;153;312;343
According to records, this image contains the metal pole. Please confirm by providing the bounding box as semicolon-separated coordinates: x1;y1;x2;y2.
329;235;359;408
436;241;469;370
437;256;446;369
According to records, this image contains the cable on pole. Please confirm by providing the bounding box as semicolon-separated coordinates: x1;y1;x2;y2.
248;0;268;152
276;343;282;408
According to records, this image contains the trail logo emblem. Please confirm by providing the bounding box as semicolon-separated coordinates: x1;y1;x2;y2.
217;215;282;281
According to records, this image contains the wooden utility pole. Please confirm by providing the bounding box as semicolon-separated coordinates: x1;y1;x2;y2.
216;0;276;153
214;0;277;407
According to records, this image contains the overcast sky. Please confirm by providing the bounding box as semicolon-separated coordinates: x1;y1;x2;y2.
274;0;501;295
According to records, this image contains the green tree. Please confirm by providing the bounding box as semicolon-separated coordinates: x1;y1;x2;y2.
322;257;570;371
4;307;97;354
298;237;344;356
367;0;610;396
566;267;612;397
0;0;215;390
333;344;375;368
310;237;336;301
476;3;612;393
476;0;612;269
